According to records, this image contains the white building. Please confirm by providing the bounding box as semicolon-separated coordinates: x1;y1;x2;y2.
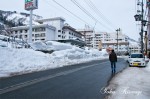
78;28;130;53
93;32;129;53
12;24;56;42
77;28;94;47
11;17;84;46
62;23;83;41
36;17;65;40
129;44;141;54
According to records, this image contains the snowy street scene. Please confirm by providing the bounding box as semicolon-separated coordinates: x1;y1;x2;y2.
0;0;150;99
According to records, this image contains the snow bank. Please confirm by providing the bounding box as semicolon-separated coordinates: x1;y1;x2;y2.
46;41;72;51
0;40;108;78
31;41;73;51
105;62;150;99
0;47;51;77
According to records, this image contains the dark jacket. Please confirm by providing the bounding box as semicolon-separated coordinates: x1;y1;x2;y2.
109;51;117;62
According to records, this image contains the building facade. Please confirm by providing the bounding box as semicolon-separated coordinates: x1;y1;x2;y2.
11;17;84;46
77;28;94;47
94;32;129;53
129;44;141;54
62;24;83;41
36;17;65;40
12;24;56;42
78;28;130;53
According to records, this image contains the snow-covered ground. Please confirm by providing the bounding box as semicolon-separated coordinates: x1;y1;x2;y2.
105;62;150;99
1;35;150;99
0;39;108;78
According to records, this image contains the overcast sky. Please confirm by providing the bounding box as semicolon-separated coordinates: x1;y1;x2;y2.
0;0;139;40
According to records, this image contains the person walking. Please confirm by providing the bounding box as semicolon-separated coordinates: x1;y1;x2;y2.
109;49;117;73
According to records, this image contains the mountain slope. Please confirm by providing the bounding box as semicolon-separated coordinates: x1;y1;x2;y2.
0;10;42;27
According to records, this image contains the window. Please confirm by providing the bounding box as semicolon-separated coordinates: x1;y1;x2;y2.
131;54;143;58
25;30;28;33
35;39;39;41
35;34;39;37
35;28;46;32
19;35;22;38
58;30;61;32
58;35;61;37
20;30;22;33
41;39;45;41
41;33;45;37
25;35;27;38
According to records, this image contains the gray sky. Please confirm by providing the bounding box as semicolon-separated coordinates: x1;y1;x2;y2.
0;0;139;40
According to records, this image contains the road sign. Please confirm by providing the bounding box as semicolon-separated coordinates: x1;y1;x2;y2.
25;0;38;11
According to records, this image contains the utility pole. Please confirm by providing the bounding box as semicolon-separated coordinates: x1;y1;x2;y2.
145;31;148;55
92;22;97;48
134;0;145;54
141;0;144;54
28;10;33;44
116;28;120;54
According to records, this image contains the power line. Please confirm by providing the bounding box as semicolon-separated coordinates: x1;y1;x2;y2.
45;0;93;27
52;0;89;25
71;0;114;32
84;0;117;29
71;0;97;22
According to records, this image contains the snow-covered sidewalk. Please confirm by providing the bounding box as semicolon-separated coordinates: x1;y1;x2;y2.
105;62;150;99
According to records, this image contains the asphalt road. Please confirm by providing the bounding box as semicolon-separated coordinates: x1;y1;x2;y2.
0;58;127;99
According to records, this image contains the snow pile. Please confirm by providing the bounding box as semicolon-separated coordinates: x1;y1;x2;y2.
0;47;51;77
31;41;73;51
0;40;7;47
31;41;47;51
0;40;108;78
106;62;150;99
46;41;72;51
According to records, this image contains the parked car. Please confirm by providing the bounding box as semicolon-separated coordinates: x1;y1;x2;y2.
128;53;147;67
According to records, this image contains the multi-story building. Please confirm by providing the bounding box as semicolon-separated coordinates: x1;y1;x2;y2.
12;24;56;42
10;17;85;46
94;32;129;53
36;17;65;40
77;28;94;47
129;44;141;54
62;23;83;41
78;28;130;53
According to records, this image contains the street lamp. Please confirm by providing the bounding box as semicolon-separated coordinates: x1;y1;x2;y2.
134;0;144;54
134;14;142;21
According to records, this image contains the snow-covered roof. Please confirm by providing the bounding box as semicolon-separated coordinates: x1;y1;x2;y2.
11;24;56;30
36;17;65;22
